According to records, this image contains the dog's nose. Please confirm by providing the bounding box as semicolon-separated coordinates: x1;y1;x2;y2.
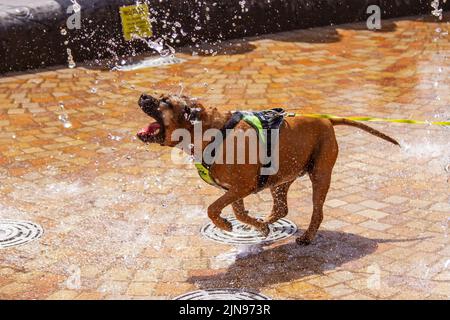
138;94;159;115
139;94;150;103
139;94;157;108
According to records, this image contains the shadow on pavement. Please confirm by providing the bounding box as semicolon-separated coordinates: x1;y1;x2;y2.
188;230;429;291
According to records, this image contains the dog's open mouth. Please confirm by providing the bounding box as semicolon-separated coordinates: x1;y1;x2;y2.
137;119;165;144
137;94;166;144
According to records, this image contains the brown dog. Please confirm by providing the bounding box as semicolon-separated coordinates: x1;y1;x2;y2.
137;94;399;245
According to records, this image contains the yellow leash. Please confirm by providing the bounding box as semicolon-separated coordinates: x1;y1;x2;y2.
285;112;450;127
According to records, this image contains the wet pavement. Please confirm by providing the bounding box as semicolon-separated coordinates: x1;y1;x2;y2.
0;15;449;299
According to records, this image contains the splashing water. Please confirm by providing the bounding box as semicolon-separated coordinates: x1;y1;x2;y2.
61;2;80;69
58;102;72;128
58;114;72;128
66;48;76;69
212;245;264;269
61;27;76;69
131;35;175;57
239;0;249;13
107;133;122;141
400;138;450;174
431;0;446;20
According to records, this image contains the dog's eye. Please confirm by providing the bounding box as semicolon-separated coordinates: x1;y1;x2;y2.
160;100;173;109
160;101;169;108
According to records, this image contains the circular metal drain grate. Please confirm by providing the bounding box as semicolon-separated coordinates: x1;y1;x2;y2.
0;219;43;249
201;216;297;245
174;289;271;300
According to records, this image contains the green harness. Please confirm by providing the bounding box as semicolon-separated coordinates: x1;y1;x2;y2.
194;109;285;191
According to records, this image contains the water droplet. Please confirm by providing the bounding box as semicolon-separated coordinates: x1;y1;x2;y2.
58;114;72;128
107;133;122;141
58;102;72;128
431;0;443;20
66;48;76;69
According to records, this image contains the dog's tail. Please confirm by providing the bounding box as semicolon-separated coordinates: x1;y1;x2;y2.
330;118;400;146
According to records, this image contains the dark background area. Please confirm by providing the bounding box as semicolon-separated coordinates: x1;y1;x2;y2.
0;0;449;74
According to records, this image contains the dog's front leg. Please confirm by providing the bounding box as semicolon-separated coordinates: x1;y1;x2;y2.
207;191;247;232
264;180;294;224
232;199;269;237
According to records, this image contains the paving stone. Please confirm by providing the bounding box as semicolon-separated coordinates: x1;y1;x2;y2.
359;200;389;210
326;199;348;208
126;282;157;296
322;219;350;230
45;290;79;300
359;220;392;231
356;209;389;220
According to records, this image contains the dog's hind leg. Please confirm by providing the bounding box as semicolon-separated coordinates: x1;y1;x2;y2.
264;180;294;224
297;139;338;245
232;199;270;237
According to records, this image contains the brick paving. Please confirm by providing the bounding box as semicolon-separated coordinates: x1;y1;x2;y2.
0;15;449;299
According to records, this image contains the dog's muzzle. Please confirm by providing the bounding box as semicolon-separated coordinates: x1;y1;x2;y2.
139;94;159;115
137;94;165;144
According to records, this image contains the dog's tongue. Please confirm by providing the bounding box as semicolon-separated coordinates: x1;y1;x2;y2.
138;122;160;136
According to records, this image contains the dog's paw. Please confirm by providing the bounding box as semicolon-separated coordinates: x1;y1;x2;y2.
215;218;233;232
296;234;313;246
257;223;270;238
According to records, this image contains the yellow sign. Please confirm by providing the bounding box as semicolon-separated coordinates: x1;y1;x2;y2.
119;4;153;41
